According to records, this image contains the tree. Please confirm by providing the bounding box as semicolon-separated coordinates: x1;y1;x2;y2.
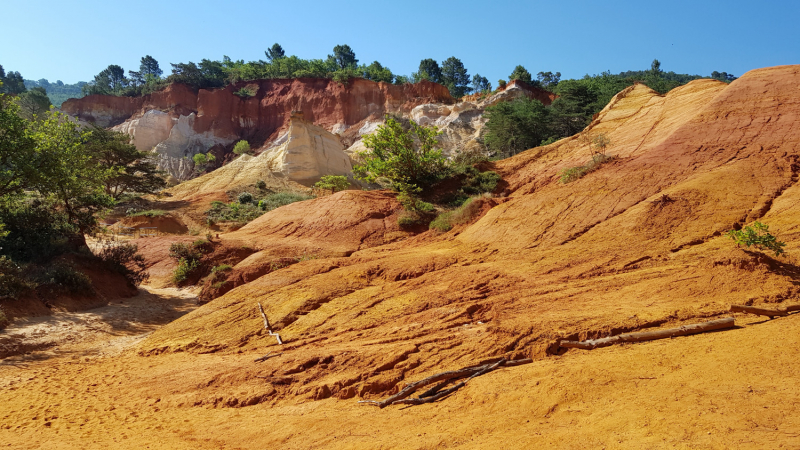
363;61;394;83
354;117;448;192
549;81;598;138
471;74;491;93
330;45;358;69
537;71;561;89
128;70;144;88
232;140;251;155
483;98;551;158
314;175;349;193
169;62;204;87
15;87;51;120
140;55;163;78
104;65;127;92
27;110;115;235
83;126;166;199
509;65;532;84
1;70;26;95
417;59;442;84
193;152;216;173
265;43;285;62
0;91;37;197
650;59;662;75
441;57;471;98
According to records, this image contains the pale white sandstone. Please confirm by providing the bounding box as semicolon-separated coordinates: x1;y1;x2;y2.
261;118;352;181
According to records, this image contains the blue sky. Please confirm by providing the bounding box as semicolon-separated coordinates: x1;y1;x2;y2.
2;0;798;85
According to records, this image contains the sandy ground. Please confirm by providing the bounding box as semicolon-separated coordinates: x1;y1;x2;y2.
2;288;799;449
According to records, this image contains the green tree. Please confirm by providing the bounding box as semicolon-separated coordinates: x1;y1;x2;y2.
483;97;551;158
441;57;471;98
0;91;37;197
416;59;442;84
650;59;662;76
15;87;51;119
265;43;285;62
1;70;26;95
28;110;115;235
314;175;350;193
140;55;162;78
509;65;532;84
471;74;491;93
549;81;598;138
83;126;166;199
354;117;448;192
362;61;394;83
330;45;358;69
232;140;251;155
537;71;561;89
193;152;216;173
727;222;786;257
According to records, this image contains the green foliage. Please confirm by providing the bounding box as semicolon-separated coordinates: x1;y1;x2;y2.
36;262;93;296
396;191;435;213
361;61;394;83
15;86;52;119
238;191;254;204
727;222;786;257
97;243;149;285
509;65;533;84
84;126;166;199
536;71;561;89
23;78;86;108
1;67;27;94
208;192;312;224
429;197;484;232
0;201;76;263
497;79;507;89
256;180;267;190
354;117;448;193
484;97;551;158
233;140;251;155
211;264;232;274
0;256;32;299
233;86;257;98
330;44;358;69
193;152;216;172
0;92;37;198
127;209;167;218
559;153;616;183
441;57;471;98
265;43;285;62
169;242;204;262
314;175;349;193
471;74;491;93
172;258;199;284
415;59;442;84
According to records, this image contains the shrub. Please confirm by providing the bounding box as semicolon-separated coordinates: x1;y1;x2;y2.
0;256;32;299
233;140;251;155
36;263;93;296
233;85;257;98
314;175;350;193
172;258;199;284
0;202;76;263
127;209;167;218
97;243;149;285
238;191;254;204
354;116;448;194
193;152;216;172
429;197;484;232
559;153;616;183
257;192;313;211
168;242;203;262
498;79;507;89
429;212;454;232
211;264;232;274
727;221;786;257
256;180;267;190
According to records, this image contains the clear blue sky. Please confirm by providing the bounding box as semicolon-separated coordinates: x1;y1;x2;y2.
2;0;798;85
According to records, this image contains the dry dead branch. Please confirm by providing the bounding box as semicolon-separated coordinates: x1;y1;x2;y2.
257;302;283;345
359;358;532;408
559;317;736;350
254;352;284;362
730;304;789;318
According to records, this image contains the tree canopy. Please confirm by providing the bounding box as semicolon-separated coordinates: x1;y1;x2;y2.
330;44;358;69
441;57;471;98
265;43;285;62
416;59;442;84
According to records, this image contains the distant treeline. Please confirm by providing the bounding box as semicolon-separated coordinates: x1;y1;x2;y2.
3;50;739;108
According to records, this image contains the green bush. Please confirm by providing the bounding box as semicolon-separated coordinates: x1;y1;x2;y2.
314;175;350;193
429;197;484;232
211;264;232;274
127;209;167;218
233;86;257;98
97;243;149;285
0;202;76;263
169;242;203;262
0;256;32;299
238;192;254;204
559;153;616;183
727;221;786;257
257;192;313;211
172;258;200;284
429;212;454;232
207;192;312;225
36;263;93;296
233;140;251;155
256;180;267;190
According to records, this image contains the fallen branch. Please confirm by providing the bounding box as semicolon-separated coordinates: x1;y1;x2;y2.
730;304;788;318
254;352;283;362
257;302;283;345
559;317;736;350
362;358;531;408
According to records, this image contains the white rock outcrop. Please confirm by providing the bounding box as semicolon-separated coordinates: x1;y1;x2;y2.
260;117;352;181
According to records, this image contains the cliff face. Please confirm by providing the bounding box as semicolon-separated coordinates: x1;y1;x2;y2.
62;79;453;179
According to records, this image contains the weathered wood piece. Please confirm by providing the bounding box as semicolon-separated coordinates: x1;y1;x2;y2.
560;317;736;350
257;302;283;345
391;359;506;406
254;352;283;362
361;358;530;408
730;304;789;318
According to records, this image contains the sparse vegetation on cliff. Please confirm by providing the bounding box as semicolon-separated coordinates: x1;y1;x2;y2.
727;222;786;257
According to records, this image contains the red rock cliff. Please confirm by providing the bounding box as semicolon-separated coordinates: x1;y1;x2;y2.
61;79;454;143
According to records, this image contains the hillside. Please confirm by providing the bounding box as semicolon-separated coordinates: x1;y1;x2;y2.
2;64;800;449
